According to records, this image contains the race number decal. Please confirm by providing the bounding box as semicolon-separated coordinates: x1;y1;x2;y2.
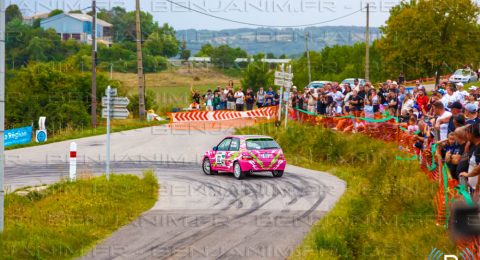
216;153;226;166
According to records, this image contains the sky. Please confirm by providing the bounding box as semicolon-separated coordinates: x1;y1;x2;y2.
12;0;398;30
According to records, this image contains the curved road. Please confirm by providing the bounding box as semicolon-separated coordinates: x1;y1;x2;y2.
5;126;346;260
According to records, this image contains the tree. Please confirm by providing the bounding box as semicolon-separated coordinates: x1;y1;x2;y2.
377;0;480;84
266;52;276;59
6;5;22;24
179;40;191;61
196;43;214;57
241;61;274;92
48;9;64;17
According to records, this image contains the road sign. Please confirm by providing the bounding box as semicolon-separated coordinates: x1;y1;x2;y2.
274;71;294;81
274;78;286;86
102;97;130;107
102;108;130;119
105;88;117;96
274;79;293;88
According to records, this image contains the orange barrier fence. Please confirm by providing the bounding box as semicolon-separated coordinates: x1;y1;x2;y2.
169;106;277;123
294;109;479;258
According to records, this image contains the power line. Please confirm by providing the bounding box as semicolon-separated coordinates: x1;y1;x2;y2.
164;0;365;28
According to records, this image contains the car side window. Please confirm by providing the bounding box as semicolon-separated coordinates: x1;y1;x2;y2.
217;138;232;151
229;138;240;151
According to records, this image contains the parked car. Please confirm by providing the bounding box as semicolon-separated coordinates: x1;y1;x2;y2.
341;78;366;86
306;81;332;90
449;69;478;84
202;135;287;180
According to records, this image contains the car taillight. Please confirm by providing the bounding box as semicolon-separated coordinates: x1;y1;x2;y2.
242;155;253;160
279;154;285;159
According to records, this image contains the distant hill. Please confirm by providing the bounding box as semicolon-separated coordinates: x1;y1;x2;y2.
176;26;381;57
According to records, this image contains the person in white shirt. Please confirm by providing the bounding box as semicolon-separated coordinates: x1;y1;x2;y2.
456;82;469;104
234;88;245;111
441;85;461;109
353;79;361;92
401;93;414;116
433;101;452;141
334;87;345;115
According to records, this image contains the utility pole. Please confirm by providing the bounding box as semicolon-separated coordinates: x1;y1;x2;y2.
91;0;97;128
305;32;312;83
0;0;5;233
136;0;146;119
365;3;370;81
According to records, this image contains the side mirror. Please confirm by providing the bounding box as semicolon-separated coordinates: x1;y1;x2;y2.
213;146;218;151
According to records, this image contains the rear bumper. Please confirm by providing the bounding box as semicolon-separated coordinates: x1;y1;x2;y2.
238;159;287;172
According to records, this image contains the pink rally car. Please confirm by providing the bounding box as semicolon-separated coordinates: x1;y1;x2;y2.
202;135;287;180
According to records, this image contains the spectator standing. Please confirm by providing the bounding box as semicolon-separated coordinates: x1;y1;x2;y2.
465;103;480;125
213;92;220;111
234;88;245;111
226;89;235;111
387;90;398;116
333;86;345;115
369;88;380;113
256;87;266;108
416;89;429;115
265;87;275;106
204;89;214;111
220;88;227;110
245;88;255;111
343;85;353;114
433;101;452;141
401;93;414;116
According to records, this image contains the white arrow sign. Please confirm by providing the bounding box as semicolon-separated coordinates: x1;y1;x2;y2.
102;108;130;119
274;71;294;81
102;97;130;107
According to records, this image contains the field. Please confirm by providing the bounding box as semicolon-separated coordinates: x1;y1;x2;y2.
0;172;159;260
236;123;456;259
113;67;241;114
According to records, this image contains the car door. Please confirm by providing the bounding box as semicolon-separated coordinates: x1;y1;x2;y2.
214;138;232;171
224;138;241;172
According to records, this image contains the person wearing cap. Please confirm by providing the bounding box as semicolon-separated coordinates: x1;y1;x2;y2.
446;101;463;134
465;103;480;125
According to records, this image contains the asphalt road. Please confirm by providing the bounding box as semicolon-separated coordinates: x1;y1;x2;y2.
5;125;346;260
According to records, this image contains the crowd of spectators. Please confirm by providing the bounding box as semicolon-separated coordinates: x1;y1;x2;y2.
288;78;480;195
190;77;480;194
190;80;283;112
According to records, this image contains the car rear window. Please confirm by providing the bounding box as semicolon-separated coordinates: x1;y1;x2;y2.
246;138;280;150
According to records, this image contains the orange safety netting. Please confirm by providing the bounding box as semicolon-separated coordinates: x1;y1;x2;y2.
293;109;479;258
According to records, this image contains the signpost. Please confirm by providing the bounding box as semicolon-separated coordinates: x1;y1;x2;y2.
274;64;294;129
101;86;130;180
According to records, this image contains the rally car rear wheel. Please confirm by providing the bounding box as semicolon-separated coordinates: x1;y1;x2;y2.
233;162;246;180
203;158;217;175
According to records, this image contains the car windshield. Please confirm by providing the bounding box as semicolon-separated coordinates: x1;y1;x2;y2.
246;138;280;150
454;69;470;76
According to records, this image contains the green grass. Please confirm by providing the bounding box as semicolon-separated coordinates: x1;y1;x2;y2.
0;172;159;260
7;119;168;150
236;123;456;259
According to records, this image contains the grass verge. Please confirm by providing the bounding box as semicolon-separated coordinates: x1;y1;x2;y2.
0;172;159;260
236;123;456;259
7;119;167;150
